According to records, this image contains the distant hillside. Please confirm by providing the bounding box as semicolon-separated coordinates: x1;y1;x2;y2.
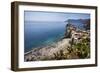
65;19;90;22
65;19;90;30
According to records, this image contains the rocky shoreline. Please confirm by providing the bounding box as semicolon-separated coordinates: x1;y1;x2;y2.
24;20;90;61
24;38;71;61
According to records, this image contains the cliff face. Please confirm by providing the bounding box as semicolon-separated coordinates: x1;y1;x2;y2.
63;21;90;59
64;19;90;39
64;23;76;38
24;20;90;61
65;22;90;42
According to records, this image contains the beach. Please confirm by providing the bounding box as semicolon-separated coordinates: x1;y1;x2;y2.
24;38;71;61
24;19;90;61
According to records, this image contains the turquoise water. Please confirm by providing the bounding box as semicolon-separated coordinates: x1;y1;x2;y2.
24;21;66;52
24;20;85;52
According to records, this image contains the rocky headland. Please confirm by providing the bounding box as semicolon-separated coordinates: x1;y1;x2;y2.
24;19;90;61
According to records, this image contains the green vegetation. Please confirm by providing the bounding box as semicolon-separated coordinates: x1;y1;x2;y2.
53;50;68;60
72;37;90;58
25;20;90;61
53;37;90;60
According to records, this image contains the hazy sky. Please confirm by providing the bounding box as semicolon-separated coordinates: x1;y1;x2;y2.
24;11;90;22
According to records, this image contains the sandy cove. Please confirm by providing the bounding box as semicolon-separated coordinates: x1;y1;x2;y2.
24;38;71;61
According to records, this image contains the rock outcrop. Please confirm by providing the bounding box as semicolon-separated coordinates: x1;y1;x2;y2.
24;19;90;61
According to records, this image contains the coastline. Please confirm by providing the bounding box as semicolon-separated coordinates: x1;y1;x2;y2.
24;21;90;61
24;38;71;61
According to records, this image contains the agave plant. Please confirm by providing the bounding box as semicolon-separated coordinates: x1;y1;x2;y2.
72;37;90;58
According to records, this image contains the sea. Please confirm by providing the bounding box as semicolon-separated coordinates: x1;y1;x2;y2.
24;20;85;52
